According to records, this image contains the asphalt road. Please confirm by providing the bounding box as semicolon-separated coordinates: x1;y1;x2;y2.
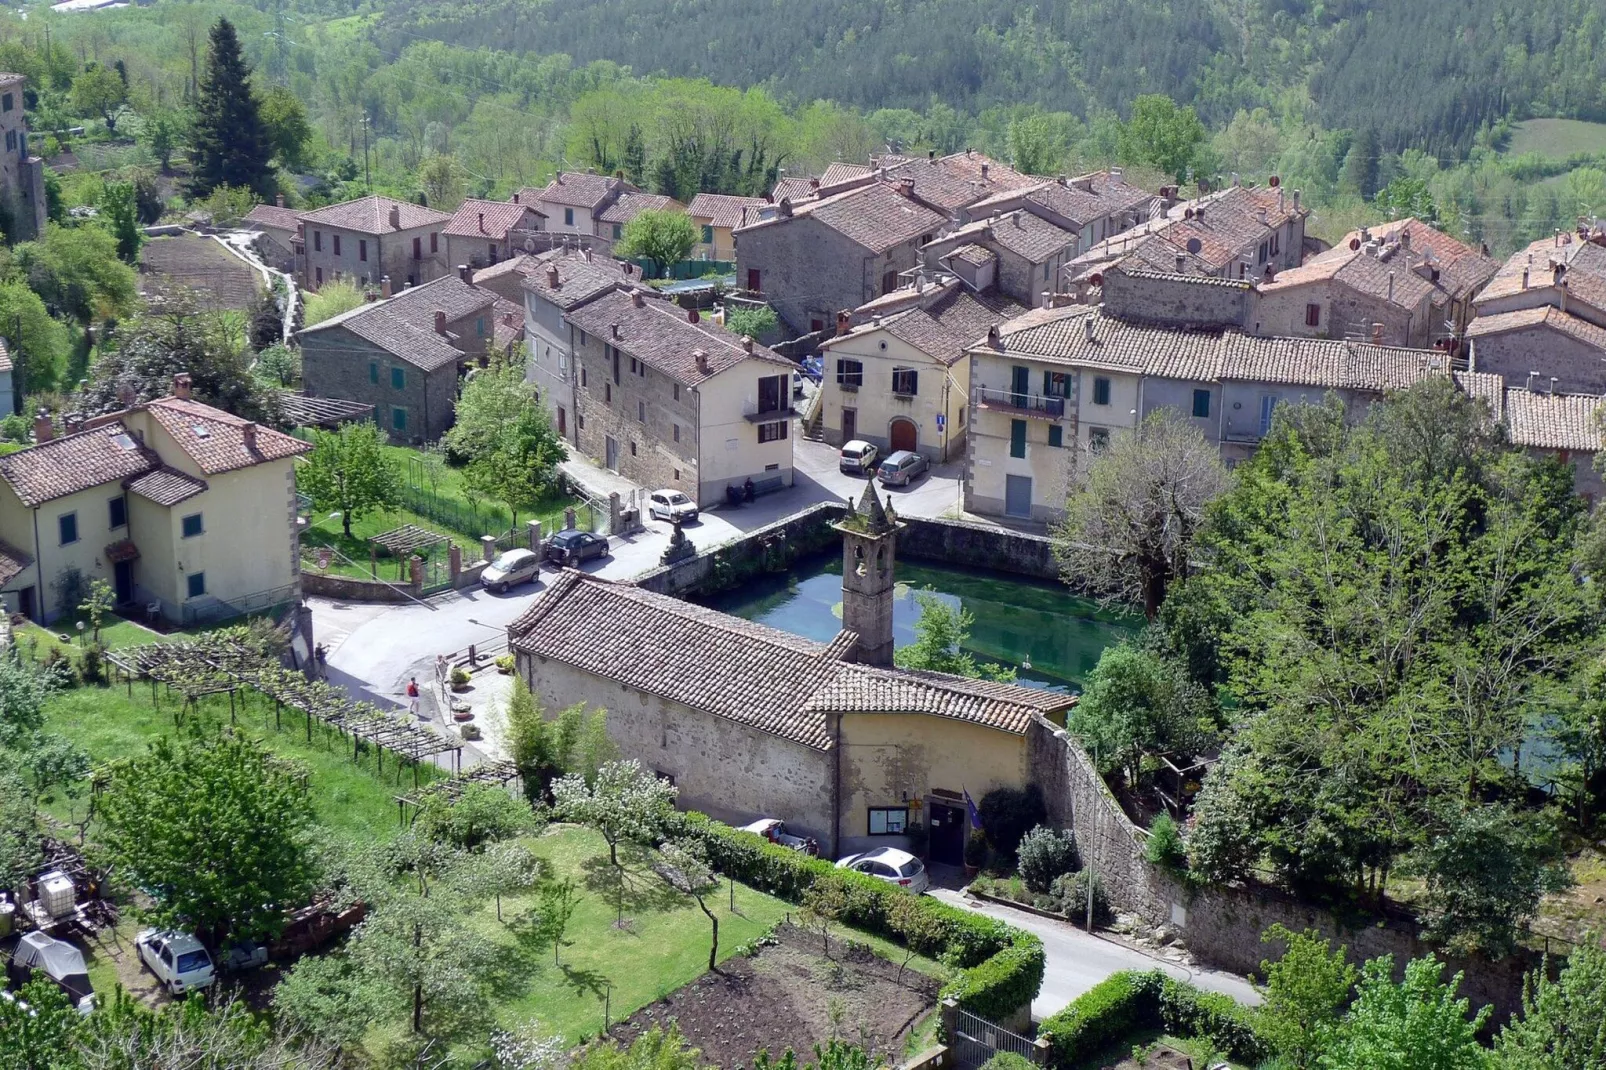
927;890;1261;1020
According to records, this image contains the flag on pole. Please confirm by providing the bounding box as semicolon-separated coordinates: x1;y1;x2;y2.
963;787;982;830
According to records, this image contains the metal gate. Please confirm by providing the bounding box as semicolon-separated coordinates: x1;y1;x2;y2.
950;1008;1039;1069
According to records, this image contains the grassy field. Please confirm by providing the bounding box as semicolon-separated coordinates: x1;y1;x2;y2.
17;614;165;657
40;682;439;844
1507;118;1606;159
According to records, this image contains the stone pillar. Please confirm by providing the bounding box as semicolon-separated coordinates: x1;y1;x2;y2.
608;491;622;536
448;543;463;580
409;555;424;593
564;507;576;530
480;535;497;563
527;519;543;550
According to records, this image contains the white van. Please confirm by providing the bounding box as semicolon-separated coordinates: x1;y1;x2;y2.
839;440;879;476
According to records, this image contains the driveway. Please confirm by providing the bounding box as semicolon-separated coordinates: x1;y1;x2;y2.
927;889;1260;1020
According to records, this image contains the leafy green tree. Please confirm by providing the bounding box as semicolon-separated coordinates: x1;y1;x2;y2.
253;343;300;388
101;180;141;263
1051;408;1228;620
271;954;376;1050
417;153;465;211
1118;95;1208;183
1255;926;1358;1070
1419;804;1570;958
13;223;139;324
302;278;364;326
1495;934;1606;1069
654;841;722;970
553;759;677;867
616;209;698;277
465;400;565;528
0;978;80;1070
534;876;581;965
444;352;533;465
412;782;534;853
0;279;70;394
137;107;184;170
1375;175;1440;222
0;654;57;748
247;287;285;353
259;84;312;170
1339;127;1380;199
887;890;945;981
1318;955;1490;1070
893;590;1016;681
569;1025;707;1070
199;184;260;227
97;731;317;943
0;765;42;893
188;19;274;198
1007;112;1067;175
1070;640;1216;789
297;420;403;538
127;167;165;225
68;64;127;131
724;306;779;340
77;577;115;642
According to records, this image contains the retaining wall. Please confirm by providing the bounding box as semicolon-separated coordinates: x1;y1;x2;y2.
302;572;415;603
633;502;846;597
899;516;1058;581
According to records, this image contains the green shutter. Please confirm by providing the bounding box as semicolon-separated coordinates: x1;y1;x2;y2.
393;407;407;431
391;366;405;389
1048;425;1063;448
1010;419;1026;458
369;362;379;384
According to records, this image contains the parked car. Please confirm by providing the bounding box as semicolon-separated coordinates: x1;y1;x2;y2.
135;929;215;996
8;931;95;1013
481;548;542;593
835;847;930;893
739;818;821;856
839;440;880;476
801;356;824;384
876;449;929;487
544;529;610;566
648;489;699;523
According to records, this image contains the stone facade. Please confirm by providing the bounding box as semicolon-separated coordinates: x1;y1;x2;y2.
0;74;46;243
1471;324;1606;395
571;328;702;499
897;515;1058;580
1101;269;1256;330
299;317;477;443
837;497;898;667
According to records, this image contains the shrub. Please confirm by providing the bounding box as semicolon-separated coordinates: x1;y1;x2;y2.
1017;825;1079;893
1051;870;1113;927
1157;978;1269;1066
964;829;989;869
979;1054;1034;1070
450;666;471;687
79;644;105;685
977;785;1046;861
1040;970;1164;1064
1145;814;1186;873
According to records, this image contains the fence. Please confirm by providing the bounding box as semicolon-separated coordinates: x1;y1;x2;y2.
948;1006;1042;1068
145;583;301;628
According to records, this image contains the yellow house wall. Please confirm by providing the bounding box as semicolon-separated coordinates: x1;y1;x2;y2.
0;481;129;620
693;362;795;502
161;462;300;608
818;330;968;461
837;711;1029;853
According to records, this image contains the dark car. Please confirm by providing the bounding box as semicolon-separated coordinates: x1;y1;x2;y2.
544;529;610;566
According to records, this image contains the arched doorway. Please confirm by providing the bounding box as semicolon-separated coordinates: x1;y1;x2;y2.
889;418;918;453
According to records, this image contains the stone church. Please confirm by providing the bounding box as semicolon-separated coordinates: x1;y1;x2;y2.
508;483;1073;861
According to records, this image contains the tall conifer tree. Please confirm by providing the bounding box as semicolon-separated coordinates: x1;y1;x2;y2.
188;19;273;198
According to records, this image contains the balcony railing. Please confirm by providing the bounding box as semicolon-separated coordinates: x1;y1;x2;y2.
975;386;1066;419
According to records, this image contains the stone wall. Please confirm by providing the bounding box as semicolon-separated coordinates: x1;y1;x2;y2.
302;572;415;602
633;502;846;597
1101;269;1256;330
898;516;1059;580
1026;716;1546;1024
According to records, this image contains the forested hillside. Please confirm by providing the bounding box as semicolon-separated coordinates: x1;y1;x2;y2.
384;0;1606;156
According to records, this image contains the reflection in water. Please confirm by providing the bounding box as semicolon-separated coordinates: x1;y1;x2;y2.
700;554;1140;691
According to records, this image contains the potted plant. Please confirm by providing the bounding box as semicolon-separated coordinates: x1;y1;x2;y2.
963;830;988;878
449;666;471;691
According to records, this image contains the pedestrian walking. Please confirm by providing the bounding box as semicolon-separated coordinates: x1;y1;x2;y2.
406;677;421;719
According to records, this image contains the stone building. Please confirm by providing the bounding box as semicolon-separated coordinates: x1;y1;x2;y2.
962;170;1161;256
516;171;640;236
442;199;544;273
920;209;1078;308
519;251;633;441
242;199;301;273
0;74;46;242
564;287;796;505
297;273;495;443
1469;232;1606;394
0;375;308;625
297;195;452;292
688;193;766;261
508;482;1073;859
733;181;948;334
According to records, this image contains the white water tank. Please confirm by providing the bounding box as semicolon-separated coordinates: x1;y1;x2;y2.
39;872;75;918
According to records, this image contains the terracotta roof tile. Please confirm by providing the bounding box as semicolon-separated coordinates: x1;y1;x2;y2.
770;177;815;203
509;572;854;750
299;275;497;371
597;192;681;225
0;422;158;507
566;290;793;386
969;171;1156;229
298;195;450;234
819;163;874;188
530;172;635;210
803;663;1072;734
688;193;768;230
834;284;1025;366
125;465;207;506
937;210;1077;263
521;253;627;311
1503;387;1605;451
868;152;1040;212
243;203;301;232
1468;306;1606;351
738;183;947;255
146;397;310;475
443;199;540;239
947;244;996;269
0;538;32;586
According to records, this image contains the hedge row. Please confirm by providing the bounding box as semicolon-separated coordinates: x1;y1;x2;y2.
679;813;1044;1019
1038;970;1267;1068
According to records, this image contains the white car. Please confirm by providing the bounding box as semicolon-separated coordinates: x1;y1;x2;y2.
648;489;699;523
739;818;820;856
136;929;215;995
481;548;542;593
835;847;930;893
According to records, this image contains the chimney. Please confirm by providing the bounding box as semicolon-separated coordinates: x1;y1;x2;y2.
809;178;820;193
512;192;520;204
275;192;284;207
1084;318;1095;342
1257;207;1268;225
631;289;645;308
741;335;754;354
1387;271;1395;301
896;177;916;198
980;162;991;180
1012;210;1023;227
1232;172;1241;187
555;171;564;183
1195;206;1204;222
1527;371;1539;393
1399;229;1411;252
1521;267;1530;290
1110;166;1122;182
173;372;192;400
434;310;447;335
388;204;402;229
116;382;135;408
610;323;620;339
871;312;882;327
1550;376;1558;395
1175;252;1186;272
928;149;936;161
1292;189;1301;210
458;264;471;283
1371;322;1384;344
778;197;793;219
986;324;1001;348
242;423;257;452
33;408;52;443
693;349;709;373
478;212;485;233
63;412;83;434
836;310;851;336
1277;187;1285;212
381;275;392;299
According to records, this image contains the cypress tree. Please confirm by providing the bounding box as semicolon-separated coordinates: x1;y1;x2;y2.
188;19;273;199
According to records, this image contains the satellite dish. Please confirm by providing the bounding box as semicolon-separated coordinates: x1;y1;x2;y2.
524;236;537;253
1184;207;1196;219
1185;237;1203;254
1349;238;1362;251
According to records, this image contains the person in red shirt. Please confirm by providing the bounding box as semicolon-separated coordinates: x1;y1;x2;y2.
406;677;421;718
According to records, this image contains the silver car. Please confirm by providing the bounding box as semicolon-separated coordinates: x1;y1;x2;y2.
876;449;929;487
481;548;542;593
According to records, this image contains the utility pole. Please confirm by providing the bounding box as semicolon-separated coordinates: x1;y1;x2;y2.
361;115;371;192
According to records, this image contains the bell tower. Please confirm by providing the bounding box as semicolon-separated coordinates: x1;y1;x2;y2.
834;481;901;666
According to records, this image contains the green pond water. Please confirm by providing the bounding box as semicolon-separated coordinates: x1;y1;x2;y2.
700;554;1140;691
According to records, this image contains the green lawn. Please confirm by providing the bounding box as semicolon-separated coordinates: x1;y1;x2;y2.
1507;118;1606;159
17;614;165;657
41;682;439;845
